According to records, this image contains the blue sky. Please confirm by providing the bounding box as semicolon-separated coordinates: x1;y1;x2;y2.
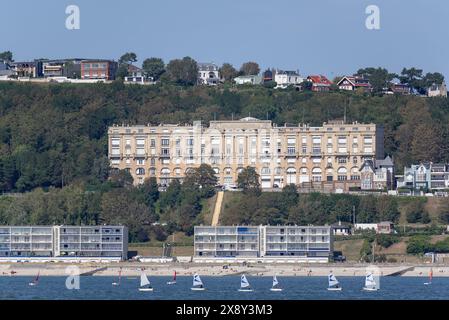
2;0;448;79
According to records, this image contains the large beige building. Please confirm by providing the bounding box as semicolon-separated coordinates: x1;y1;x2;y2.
108;118;384;191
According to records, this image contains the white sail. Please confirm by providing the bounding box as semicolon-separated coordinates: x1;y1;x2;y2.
241;275;250;288
272;275;279;287
365;273;376;287
328;274;339;287
193;274;203;287
140;272;150;287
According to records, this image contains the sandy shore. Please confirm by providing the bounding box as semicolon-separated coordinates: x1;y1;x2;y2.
0;262;446;277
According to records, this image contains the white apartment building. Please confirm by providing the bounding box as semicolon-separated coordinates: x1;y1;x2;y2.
0;225;128;261
194;225;332;263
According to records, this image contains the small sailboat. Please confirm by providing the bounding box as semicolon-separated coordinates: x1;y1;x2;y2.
112;268;122;286
327;273;342;291
138;272;153;292
238;274;253;292
191;273;205;291
167;271;177;285
424;268;433;285
28;271;40;286
363;273;379;291
270;275;283;292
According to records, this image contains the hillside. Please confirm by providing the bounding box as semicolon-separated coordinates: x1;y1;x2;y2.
1;81;449;193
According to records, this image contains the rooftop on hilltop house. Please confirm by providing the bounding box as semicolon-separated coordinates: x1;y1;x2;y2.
387;83;411;95
273;69;303;88
198;62;220;85
124;64;149;84
331;221;351;236
337;76;372;92
359;156;395;191
427;81;447;98
233;75;262;85
307;75;333;92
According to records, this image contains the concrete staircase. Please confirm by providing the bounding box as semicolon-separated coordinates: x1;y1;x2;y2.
211;191;224;226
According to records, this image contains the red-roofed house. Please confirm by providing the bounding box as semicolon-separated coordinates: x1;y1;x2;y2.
307;75;332;92
337;76;372;92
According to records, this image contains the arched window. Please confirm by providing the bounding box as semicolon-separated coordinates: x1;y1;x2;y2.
237;167;244;174
337;167;348;181
149;167;156;176
337;167;347;174
174;168;181;176
261;167;271;175
312;167;322;182
224;167;232;175
161;168;171;176
287;167;297;174
274;167;282;175
136;168;145;175
213;167;220;174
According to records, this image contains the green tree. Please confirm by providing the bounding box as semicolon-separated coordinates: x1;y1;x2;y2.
142;57;165;81
423;72;445;88
117;52;138;79
357;195;377;223
280;184;299;213
355;67;396;93
219;63;238;82
237;166;261;195
399;67;424;93
139;177;160;209
240;61;260;76
183;164;217;198
0;51;13;63
165;56;198;85
109;169;133;188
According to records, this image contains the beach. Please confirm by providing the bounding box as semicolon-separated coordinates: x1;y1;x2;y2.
0;262;445;277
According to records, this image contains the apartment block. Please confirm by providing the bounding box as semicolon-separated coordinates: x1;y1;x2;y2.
0;225;128;261
194;225;333;262
81;60;118;80
397;162;449;193
108;118;383;192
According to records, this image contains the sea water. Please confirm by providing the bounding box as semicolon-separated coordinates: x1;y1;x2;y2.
0;276;447;300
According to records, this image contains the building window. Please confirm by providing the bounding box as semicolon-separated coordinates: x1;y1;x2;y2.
136;168;145;175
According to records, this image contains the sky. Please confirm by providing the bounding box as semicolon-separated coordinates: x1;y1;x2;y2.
1;0;448;79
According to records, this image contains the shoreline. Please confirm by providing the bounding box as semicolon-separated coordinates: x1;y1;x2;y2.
0;263;444;277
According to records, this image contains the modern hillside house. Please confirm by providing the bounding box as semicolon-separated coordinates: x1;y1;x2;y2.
193;225;333;263
0;225;128;261
197;62;220;85
108;118;385;192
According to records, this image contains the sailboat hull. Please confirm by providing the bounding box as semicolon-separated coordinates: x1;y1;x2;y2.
363;287;378;291
327;287;342;291
238;288;253;292
138;287;154;292
191;287;205;291
167;281;177;285
28;282;37;286
112;283;119;286
270;288;283;292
